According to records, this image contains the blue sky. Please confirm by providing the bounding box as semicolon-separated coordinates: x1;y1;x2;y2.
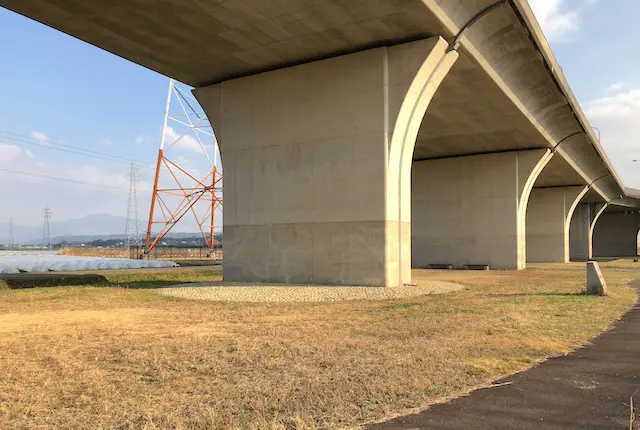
0;12;167;164
529;0;640;188
0;8;217;231
0;0;639;228
0;9;170;226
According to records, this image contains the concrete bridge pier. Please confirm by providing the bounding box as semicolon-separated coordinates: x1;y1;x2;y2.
525;186;589;263
411;149;553;270
592;210;640;258
569;203;592;261
570;203;614;260
571;204;640;260
194;37;457;287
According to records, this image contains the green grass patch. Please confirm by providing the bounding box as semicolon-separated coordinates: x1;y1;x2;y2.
0;268;222;290
600;258;640;268
375;302;420;312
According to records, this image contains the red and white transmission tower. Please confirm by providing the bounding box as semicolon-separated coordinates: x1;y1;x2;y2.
144;79;222;256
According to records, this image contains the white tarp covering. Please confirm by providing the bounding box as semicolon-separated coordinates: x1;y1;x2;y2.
0;250;58;256
0;255;178;274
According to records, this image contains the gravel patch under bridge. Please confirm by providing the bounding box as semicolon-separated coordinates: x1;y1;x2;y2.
158;280;464;303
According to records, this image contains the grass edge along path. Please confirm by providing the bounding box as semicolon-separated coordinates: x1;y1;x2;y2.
365;275;640;429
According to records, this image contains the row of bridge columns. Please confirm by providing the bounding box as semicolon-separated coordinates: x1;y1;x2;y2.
571;204;640;260
193;36;639;287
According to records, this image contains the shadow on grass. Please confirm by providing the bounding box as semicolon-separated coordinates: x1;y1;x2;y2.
0;274;108;289
0;274;198;290
487;292;586;298
176;259;222;267
109;280;197;290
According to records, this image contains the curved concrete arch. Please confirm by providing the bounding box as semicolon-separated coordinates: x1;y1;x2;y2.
564;186;591;260
386;36;459;286
517;150;554;267
589;203;609;259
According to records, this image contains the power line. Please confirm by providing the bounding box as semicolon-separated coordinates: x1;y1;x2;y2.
0;129;216;178
0;129;155;168
0;134;153;167
0;167;151;193
0;129;152;163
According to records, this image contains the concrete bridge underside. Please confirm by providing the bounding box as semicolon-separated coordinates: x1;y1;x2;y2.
4;0;640;286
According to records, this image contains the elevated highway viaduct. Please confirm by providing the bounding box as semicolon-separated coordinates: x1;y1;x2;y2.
4;0;640;286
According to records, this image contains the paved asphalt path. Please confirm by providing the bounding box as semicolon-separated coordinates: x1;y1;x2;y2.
368;281;640;430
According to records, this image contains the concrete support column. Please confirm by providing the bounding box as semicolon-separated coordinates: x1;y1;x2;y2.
569;203;590;261
592;210;640;258
194;37;457;286
526;186;589;263
411;149;553;270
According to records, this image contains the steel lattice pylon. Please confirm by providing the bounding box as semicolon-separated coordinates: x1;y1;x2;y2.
124;162;141;250
42;205;52;249
144;79;222;256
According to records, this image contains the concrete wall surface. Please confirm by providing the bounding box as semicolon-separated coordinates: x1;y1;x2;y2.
526;186;588;263
195;37;457;286
569;203;590;261
411;149;552;270
592;212;640;258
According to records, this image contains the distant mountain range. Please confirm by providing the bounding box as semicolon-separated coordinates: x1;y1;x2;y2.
0;213;216;245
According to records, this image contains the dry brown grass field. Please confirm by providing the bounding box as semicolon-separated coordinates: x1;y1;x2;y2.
0;266;637;429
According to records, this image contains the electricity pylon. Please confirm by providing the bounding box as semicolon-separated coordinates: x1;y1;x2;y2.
124;162;141;250
8;217;14;248
144;78;222;256
42;205;52;249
